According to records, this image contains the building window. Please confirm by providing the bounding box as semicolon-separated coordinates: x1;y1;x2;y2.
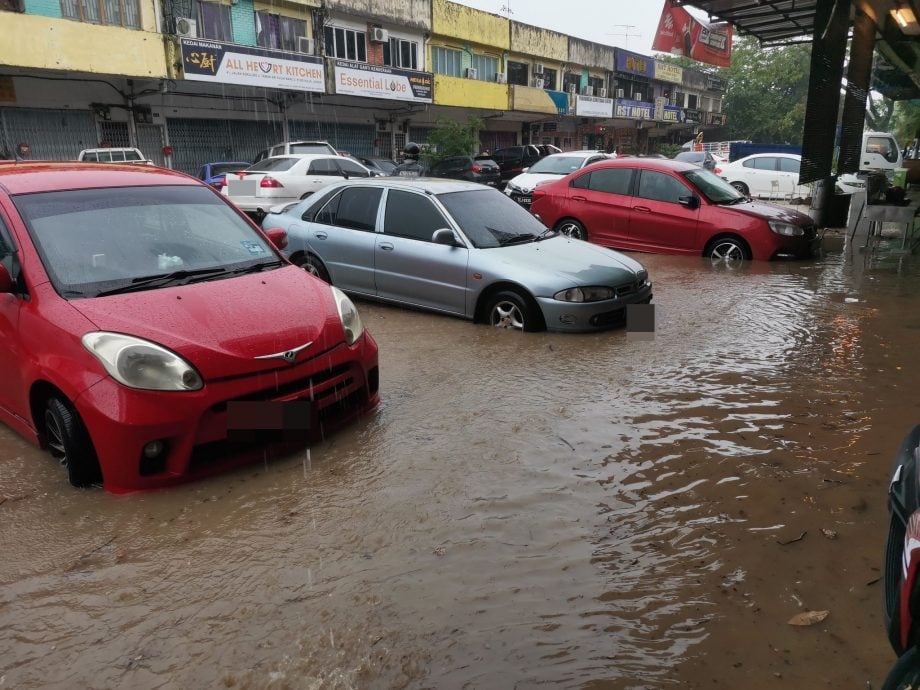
471;54;498;82
687;93;699;109
508;61;528;86
674;90;686;107
432;46;462;77
588;76;604;93
193;0;231;41
1;0;24;11
324;25;367;62
541;68;556;90
61;0;140;28
384;38;419;70
256;12;306;52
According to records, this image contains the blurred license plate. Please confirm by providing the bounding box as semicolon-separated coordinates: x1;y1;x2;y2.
519;196;532;205
229;179;258;196
227;400;311;440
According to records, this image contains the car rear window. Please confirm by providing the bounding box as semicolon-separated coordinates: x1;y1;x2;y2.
247;158;300;172
290;144;335;155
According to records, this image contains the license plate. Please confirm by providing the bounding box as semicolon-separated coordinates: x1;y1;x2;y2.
229;179;258;196
519;196;532;205
227;400;311;441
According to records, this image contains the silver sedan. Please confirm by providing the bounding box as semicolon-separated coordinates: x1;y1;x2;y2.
262;178;652;332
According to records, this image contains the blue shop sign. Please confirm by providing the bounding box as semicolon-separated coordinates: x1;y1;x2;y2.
547;90;570;115
614;98;653;119
615;49;652;77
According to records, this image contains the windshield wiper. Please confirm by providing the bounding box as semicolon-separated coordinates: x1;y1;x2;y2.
533;228;558;242
226;259;285;275
95;267;228;297
498;234;538;246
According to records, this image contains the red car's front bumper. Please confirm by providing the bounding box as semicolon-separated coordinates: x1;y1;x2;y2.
75;333;379;493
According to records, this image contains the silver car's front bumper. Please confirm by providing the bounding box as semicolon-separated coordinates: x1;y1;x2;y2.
536;283;653;333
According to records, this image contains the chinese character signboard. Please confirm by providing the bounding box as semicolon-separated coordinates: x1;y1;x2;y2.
334;61;433;103
575;95;614;118
652;0;733;69
180;38;325;92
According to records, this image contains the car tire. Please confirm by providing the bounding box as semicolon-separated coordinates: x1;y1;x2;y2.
731;181;750;196
293;252;331;283
885;510;907;652
556;219;588;241
44;396;102;488
486;290;543;332
882;646;920;690
705;236;751;263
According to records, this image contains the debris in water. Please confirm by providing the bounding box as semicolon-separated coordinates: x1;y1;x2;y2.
787;610;829;626
777;531;807;546
821;528;838;540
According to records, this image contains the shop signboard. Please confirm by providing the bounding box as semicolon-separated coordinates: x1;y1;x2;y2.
575;94;614;118
333;60;433;103
652;0;733;69
615;49;652;78
614;98;653;120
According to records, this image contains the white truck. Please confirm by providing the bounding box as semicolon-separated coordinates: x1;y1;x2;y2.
837;131;903;193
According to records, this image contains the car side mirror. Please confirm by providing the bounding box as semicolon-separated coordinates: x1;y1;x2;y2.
0;263;13;293
432;228;460;246
678;195;700;210
522;167;529;173
264;227;288;250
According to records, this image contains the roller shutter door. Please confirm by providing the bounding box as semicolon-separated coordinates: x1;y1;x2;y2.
166;118;284;174
288;121;375;157
0;108;97;160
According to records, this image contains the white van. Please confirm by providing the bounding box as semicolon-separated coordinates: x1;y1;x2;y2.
838;131;902;193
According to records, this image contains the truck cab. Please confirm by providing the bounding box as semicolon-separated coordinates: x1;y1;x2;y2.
838;131;903;193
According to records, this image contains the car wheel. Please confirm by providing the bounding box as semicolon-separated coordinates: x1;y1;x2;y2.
486;290;542;332
293;253;331;283
706;237;751;263
44;396;102;487
556;220;587;241
731;181;750;196
882;646;920;690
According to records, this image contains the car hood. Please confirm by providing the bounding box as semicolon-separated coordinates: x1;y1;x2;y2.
487;235;643;285
69;267;344;380
724;199;814;225
507;172;563;193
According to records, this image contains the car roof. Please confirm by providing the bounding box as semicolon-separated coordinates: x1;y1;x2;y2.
591;158;700;173
322;178;486;194
544;151;608;159
258;154;344;162
0;161;197;194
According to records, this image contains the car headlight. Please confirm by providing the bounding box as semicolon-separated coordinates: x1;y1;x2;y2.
636;269;649;285
82;332;203;391
768;220;804;237
553;286;615;302
506;181;521;193
331;286;365;345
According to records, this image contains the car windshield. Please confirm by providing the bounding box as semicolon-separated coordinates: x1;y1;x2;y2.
246;157;299;172
684;168;746;204
437;189;548;248
290;144;334;155
14;185;278;298
528;156;592;175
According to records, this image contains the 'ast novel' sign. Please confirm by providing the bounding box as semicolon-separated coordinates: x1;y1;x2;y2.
180;38;325;92
334;61;433;103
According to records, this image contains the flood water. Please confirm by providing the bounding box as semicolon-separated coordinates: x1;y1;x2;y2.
2;234;918;688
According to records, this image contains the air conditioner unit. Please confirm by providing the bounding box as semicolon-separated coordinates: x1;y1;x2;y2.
465;67;478;79
581;85;594;96
616;88;625;99
176;17;197;38
597;88;608;98
533;62;545;75
566;83;577;94
633;92;643;101
370;27;389;43
297;36;315;54
495;72;507;84
532;77;544;89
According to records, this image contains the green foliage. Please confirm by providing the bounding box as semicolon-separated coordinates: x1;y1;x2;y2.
715;36;812;145
657;143;683;158
891;100;920;145
423;116;483;163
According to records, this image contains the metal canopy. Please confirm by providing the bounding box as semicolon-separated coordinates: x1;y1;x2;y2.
672;0;821;45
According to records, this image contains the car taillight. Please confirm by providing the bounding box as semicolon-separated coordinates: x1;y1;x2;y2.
219;177;227;188
472;164;482;173
714;167;722;175
260;176;284;188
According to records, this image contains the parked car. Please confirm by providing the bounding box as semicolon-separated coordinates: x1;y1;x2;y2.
222;154;373;217
504;151;611;207
353;157;398;176
77;147;153;165
195;161;251;188
261;178;652;332
490;145;548;183
529;158;820;262
254;140;339;164
717;152;811;200
673;150;718;171
0;161;379;492
428;155;501;186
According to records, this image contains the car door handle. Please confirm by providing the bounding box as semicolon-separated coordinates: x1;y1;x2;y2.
572;195;587;202
379;243;394;251
633;205;651;213
313;231;328;240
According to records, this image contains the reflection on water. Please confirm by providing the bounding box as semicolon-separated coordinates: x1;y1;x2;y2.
2;245;920;687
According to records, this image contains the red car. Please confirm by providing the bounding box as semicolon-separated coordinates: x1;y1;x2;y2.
0;162;379;493
530;158;819;261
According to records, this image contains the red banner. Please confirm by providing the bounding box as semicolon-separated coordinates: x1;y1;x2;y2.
652;0;733;69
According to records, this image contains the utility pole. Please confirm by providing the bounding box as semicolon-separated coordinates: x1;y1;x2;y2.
608;24;641;50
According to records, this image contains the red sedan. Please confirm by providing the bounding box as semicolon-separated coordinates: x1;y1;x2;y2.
530;158;819;261
0;162;379;493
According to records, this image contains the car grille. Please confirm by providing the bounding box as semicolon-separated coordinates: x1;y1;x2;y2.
614;279;645;297
590;308;626;328
210;363;354;413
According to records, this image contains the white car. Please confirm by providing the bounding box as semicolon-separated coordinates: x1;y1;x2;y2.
504;150;611;207
717;153;811;200
222;154;372;216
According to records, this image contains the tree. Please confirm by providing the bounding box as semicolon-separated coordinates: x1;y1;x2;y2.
423;116;483;163
866;94;895;131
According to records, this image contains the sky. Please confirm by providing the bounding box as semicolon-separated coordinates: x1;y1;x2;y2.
448;0;711;54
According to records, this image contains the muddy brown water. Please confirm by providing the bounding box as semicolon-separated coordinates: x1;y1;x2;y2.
2;235;918;688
